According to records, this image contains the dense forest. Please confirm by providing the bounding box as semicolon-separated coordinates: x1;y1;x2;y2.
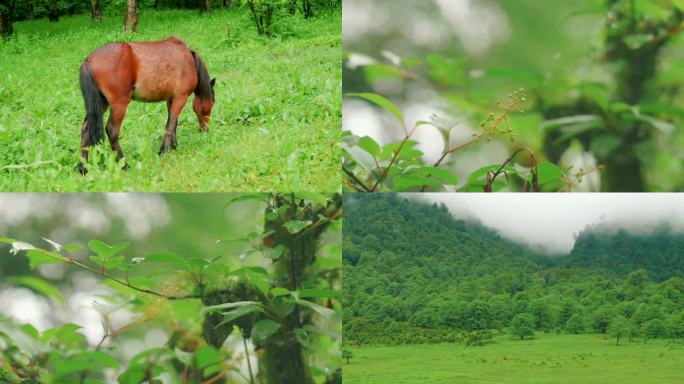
343;194;684;346
1;0;340;36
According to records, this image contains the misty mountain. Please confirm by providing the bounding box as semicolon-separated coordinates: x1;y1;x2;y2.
565;225;684;280
343;194;684;345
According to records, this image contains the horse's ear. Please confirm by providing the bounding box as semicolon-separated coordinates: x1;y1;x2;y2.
210;78;216;88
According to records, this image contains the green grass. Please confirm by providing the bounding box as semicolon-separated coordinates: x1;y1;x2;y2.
0;8;341;191
345;334;684;384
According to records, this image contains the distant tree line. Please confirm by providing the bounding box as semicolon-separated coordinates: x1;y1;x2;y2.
343;194;684;346
0;0;340;37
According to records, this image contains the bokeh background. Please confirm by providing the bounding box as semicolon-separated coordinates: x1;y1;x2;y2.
343;0;684;191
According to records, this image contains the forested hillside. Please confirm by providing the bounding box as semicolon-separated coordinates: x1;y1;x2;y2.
566;226;684;280
343;195;684;346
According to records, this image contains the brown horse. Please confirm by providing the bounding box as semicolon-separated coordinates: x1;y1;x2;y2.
78;36;215;173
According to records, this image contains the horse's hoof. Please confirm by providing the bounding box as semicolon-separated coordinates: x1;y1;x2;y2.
77;163;88;175
122;163;130;171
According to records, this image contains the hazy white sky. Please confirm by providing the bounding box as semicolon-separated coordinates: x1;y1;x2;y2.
413;194;684;254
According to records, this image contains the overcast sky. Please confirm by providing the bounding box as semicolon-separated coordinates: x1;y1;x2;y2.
412;194;684;254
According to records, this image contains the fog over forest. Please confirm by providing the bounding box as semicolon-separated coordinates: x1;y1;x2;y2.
412;194;684;254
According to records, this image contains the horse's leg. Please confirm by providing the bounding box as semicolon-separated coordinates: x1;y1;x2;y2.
106;100;130;169
166;99;178;150
160;95;188;154
78;117;90;174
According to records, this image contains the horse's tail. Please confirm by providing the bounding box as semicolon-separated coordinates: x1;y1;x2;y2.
79;61;105;146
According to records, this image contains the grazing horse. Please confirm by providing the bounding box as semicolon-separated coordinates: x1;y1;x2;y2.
78;36;215;173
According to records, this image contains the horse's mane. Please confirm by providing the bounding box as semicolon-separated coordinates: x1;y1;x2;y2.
191;51;213;99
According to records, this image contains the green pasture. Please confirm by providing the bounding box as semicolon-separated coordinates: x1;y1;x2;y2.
345;334;684;384
0;8;341;191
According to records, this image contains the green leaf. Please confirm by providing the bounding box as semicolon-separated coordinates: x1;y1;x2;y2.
294;192;331;207
299;289;339;300
263;244;286;260
251;319;281;344
54;352;118;375
41;323;84;346
88;240;130;258
283;220;312;234
194;346;222;369
144;252;190;269
63;243;84;252
10;276;65;305
357;136;381;157
107;255;125;270
216;304;264;328
392;175;444;191
0;237;17;244
201;301;260;316
406;167;458;185
290;296;334;318
25;249;65;269
347;92;405;126
537;161;563;185
271;287;290;297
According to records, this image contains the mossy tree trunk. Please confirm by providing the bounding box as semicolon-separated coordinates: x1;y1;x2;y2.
123;0;137;32
202;194;341;384
258;194;340;383
90;0;102;22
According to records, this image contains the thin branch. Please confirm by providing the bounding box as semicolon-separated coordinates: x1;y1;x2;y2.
371;124;419;191
31;250;200;300
486;147;539;192
243;337;255;384
342;165;372;192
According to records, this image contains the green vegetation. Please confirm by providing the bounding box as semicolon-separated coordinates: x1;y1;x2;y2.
0;7;341;191
344;334;684;384
343;194;684;381
0;193;342;383
343;0;684;192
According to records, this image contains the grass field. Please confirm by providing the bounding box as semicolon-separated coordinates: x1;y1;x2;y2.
0;8;341;191
344;334;684;384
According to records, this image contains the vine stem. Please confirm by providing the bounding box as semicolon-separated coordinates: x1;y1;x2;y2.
420;94;524;192
35;250;200;301
486;147;539;192
243;336;255;384
370;123;419;192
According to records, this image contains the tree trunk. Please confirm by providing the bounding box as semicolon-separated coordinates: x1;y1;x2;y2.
123;0;137;33
46;0;59;22
198;0;210;14
302;0;313;18
0;0;15;38
90;0;102;22
258;195;340;384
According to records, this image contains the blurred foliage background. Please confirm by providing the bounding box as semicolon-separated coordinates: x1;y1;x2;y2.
0;193;341;383
343;0;684;192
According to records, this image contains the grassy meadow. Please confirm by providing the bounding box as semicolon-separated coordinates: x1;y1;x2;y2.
0;8;341;191
344;334;684;384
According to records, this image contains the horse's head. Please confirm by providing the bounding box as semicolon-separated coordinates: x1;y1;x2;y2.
193;77;216;131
